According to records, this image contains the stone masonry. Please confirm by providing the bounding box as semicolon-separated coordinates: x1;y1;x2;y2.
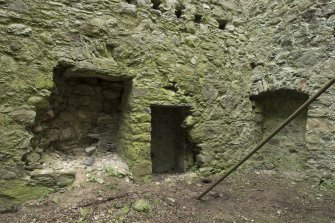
0;0;334;208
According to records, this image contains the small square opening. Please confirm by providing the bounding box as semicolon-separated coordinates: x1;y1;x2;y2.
194;14;202;24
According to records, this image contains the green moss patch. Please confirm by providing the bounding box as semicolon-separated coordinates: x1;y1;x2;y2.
0;180;49;209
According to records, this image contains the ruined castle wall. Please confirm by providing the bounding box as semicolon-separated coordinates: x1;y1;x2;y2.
241;0;335;181
0;0;251;180
0;0;334;187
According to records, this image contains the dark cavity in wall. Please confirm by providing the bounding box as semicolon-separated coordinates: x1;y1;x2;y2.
250;62;257;70
163;80;178;92
175;4;185;18
194;14;202;24
250;90;309;171
150;105;197;173
31;65;127;158
125;0;136;4
151;0;161;10
106;43;117;57
217;19;227;30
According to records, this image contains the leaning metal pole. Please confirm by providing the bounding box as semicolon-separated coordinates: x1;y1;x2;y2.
196;76;335;200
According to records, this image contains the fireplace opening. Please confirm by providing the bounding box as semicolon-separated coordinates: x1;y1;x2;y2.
31;69;126;157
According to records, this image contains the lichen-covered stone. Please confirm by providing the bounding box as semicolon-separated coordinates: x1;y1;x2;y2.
10;109;36;125
27;96;49;109
0;180;49;212
0;0;334;208
132;199;150;212
7;24;32;36
30;169;75;188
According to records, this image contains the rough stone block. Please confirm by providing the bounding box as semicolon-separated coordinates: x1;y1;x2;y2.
26;152;41;164
85;145;96;155
74;84;95;96
41;110;54;121
11;109;36;125
83;157;95;166
132;199;150;212
48;129;60;142
27;96;49;109
7;24;32;36
103;89;121;99
59;127;77;142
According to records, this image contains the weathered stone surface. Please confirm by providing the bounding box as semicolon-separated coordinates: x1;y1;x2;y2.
30;169;75;187
8;0;30;13
74;84;95;96
59;127;77;142
0;170;16;180
119;2;137;15
26;152;41;164
85;145;96;155
0;0;334;205
0;180;49;212
27;96;49;109
83;157;95;166
102;90;121;99
11;109;36;125
30;173;57;187
40;110;54;121
132;199;150;212
132;88;150;97
196;153;212;165
7;24;32;36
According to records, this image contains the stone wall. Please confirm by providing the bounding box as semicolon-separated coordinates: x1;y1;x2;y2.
0;0;250;181
0;0;334;198
250;90;309;171
28;72;125;168
241;0;335;182
151;105;196;173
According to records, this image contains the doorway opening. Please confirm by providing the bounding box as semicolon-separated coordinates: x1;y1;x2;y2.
150;105;196;173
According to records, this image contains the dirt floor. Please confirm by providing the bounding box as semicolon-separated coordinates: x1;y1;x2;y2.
1;170;335;223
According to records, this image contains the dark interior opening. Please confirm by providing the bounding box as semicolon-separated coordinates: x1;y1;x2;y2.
151;0;161;10
125;0;136;4
218;19;227;30
151;105;195;173
32;67;126;156
194;14;202;24
175;4;185;18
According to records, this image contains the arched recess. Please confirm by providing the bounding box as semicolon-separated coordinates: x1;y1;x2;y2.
250;89;309;171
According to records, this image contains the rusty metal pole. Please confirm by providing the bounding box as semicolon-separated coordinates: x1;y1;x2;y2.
196;76;335;200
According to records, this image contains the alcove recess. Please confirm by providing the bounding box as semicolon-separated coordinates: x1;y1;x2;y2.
31;65;130;159
250;89;309;171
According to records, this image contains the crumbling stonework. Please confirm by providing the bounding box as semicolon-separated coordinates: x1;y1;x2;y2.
32;74;124;155
250;90;309;171
0;0;334;209
242;0;335;182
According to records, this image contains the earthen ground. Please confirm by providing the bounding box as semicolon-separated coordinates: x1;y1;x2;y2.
1;171;334;223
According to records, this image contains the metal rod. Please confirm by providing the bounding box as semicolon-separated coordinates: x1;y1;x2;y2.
196;76;335;200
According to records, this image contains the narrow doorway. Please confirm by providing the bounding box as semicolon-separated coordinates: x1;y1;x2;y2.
150;105;193;173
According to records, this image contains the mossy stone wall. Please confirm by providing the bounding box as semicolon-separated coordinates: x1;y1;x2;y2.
0;0;334;201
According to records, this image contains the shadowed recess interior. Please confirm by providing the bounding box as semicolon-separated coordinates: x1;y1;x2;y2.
250;89;309;171
31;66;127;159
150;105;196;173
